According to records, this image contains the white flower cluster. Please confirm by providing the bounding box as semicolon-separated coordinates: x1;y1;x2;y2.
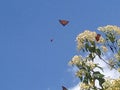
102;78;112;89
80;83;91;90
76;30;96;50
69;55;82;65
76;30;105;50
86;61;96;69
102;78;120;90
76;30;97;43
98;25;120;35
75;70;85;77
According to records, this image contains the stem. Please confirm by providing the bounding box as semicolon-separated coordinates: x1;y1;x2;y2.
98;55;117;70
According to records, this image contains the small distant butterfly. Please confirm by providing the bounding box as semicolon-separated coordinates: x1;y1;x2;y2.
59;20;69;26
95;34;101;41
50;38;54;42
62;86;68;90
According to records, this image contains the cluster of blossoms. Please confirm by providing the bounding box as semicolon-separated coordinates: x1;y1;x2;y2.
75;69;85;77
69;55;97;70
103;78;120;90
76;30;97;42
98;25;120;35
76;30;105;50
80;83;91;90
68;25;120;90
86;61;96;69
80;81;96;90
69;55;83;66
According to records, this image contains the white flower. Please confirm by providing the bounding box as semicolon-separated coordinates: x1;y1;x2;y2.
76;30;98;50
86;61;96;69
98;25;120;35
101;46;108;52
75;70;85;77
80;83;90;90
69;55;82;65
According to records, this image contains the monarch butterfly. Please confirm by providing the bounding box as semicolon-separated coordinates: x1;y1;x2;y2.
62;86;68;90
95;34;101;41
59;20;69;26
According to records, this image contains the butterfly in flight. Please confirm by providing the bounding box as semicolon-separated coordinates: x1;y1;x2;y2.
95;34;101;41
62;86;68;90
50;38;54;42
59;19;69;26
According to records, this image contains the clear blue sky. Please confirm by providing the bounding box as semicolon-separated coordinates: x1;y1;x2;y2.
0;0;120;90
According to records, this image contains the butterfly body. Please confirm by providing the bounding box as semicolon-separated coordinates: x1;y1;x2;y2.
95;34;101;41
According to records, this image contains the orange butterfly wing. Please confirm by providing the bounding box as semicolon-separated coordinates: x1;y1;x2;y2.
59;20;69;26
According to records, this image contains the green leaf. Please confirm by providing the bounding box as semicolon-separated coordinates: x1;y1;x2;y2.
117;63;120;66
89;53;95;60
118;50;120;56
96;65;103;71
98;78;105;88
93;71;105;89
95;48;101;56
83;76;88;84
89;46;96;53
85;43;89;51
79;76;83;81
108;33;115;43
85;39;88;42
91;41;95;46
93;71;104;79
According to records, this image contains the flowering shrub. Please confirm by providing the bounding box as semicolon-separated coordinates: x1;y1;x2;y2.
68;25;120;90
